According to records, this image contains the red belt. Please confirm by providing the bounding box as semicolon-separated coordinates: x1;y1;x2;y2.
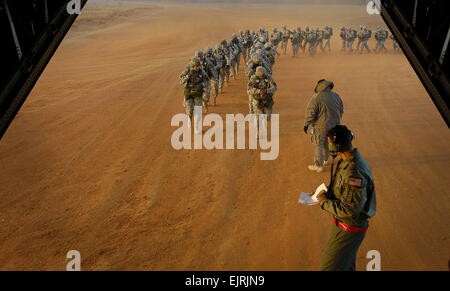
333;218;368;234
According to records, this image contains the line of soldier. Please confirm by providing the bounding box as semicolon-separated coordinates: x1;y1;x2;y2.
340;25;400;53
179;27;282;133
178;25;400;133
269;25;333;57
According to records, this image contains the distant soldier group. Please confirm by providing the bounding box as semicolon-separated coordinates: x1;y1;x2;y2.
340;25;399;53
179;25;400;132
269;25;334;57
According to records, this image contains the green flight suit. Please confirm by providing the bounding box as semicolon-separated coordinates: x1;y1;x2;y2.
319;149;377;271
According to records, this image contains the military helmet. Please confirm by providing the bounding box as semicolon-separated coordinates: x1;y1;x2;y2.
227;40;233;46
190;58;200;68
341;26;345;30
264;42;271;50
273;27;278;32
251;29;255;34
239;29;244;34
282;24;287;29
258;36;266;43
260;27;265;32
205;46;213;55
297;26;301;31
232;33;238;39
255;66;266;78
250;54;261;64
195;50;204;58
221;39;227;46
305;26;310;31
245;29;250;34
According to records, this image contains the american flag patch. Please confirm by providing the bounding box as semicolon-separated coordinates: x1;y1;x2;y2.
348;177;362;187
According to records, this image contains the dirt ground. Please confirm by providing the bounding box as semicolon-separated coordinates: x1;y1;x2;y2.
0;1;449;270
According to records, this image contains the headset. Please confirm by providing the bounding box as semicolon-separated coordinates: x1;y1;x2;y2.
328;125;354;156
327;125;354;188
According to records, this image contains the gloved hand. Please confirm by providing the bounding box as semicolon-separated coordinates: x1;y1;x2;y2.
260;89;267;99
303;125;308;134
316;190;328;207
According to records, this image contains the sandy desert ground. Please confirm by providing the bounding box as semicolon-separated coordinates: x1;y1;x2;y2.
0;1;449;270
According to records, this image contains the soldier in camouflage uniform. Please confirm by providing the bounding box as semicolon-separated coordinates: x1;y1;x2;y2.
245;54;271;113
256;49;271;72
238;30;248;62
356;25;364;51
220;39;233;84
360;26;372;53
316;125;376;271
316;28;326;53
205;46;222;105
346;27;357;52
307;28;318;56
244;29;254;59
228;39;240;80
270;27;281;49
232;33;245;74
179;58;209;130
340;27;347;51
374;27;388;53
264;42;276;69
281;25;291;55
258;27;269;42
247;66;277;125
214;44;227;93
322;26;332;52
291;28;301;57
193;50;216;112
304;79;344;173
297;27;306;53
390;33;400;53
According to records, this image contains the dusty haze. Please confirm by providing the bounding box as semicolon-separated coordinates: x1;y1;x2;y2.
0;1;448;270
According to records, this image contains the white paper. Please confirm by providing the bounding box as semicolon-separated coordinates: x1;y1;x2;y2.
298;183;327;205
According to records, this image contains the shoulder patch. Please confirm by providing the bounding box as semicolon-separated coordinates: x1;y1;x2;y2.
348;177;362;187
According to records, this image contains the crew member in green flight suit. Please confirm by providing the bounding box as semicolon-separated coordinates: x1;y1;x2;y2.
316;125;377;271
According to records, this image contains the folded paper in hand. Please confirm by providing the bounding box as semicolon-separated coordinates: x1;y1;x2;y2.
298;183;328;205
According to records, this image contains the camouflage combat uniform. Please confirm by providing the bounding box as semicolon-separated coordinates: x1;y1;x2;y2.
291;29;301;57
205;47;221;105
180;62;209;118
340;27;347;51
281;26;291;55
307;29;318;56
247;69;277;117
322;26;332;52
360;27;372;53
346;28;357;52
375;28;388;53
390;33;400;52
214;45;227;93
